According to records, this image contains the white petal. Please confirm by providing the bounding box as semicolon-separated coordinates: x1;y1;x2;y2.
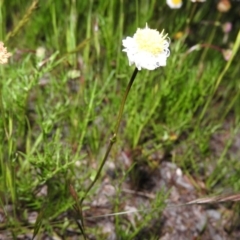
166;0;182;9
122;37;136;48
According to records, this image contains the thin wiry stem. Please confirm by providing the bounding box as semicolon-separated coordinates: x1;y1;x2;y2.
80;67;138;204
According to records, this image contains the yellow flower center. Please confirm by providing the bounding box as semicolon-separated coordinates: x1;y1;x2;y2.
172;0;182;4
134;27;168;56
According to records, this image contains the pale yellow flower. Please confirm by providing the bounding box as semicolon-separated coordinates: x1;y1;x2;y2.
166;0;182;9
217;0;231;12
122;24;170;70
0;42;11;64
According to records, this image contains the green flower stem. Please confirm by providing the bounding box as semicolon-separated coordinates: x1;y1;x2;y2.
186;2;197;28
80;67;138;204
114;67;138;134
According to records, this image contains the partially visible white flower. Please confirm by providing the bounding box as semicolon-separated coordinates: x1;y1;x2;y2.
122;24;170;71
217;0;231;13
191;0;206;2
222;49;232;61
0;42;11;64
166;0;182;9
36;46;46;60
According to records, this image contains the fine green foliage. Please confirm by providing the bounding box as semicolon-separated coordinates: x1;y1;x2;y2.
0;0;240;239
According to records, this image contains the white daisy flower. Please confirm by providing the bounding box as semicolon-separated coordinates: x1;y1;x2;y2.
122;24;170;71
166;0;182;9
